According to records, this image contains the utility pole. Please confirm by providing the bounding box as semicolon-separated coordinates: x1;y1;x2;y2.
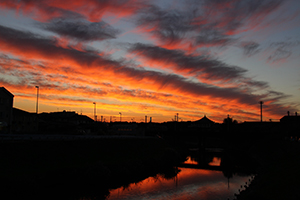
35;86;39;114
260;101;263;122
93;102;97;122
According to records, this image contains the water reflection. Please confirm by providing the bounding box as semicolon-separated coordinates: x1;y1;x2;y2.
208;157;221;166
107;167;251;200
104;149;258;200
184;155;222;166
184;156;198;165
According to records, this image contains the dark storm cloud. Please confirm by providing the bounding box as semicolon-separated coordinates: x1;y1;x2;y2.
129;43;269;89
40;18;121;42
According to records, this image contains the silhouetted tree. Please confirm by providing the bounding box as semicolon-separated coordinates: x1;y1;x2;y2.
223;115;238;125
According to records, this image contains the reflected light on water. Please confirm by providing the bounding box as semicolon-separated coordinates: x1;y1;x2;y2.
107;167;251;200
184;156;198;165
208;157;221;166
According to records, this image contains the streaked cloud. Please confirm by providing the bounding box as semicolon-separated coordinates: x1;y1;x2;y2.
129;43;268;90
135;0;284;50
0;0;299;122
268;40;300;63
0;0;147;21
241;41;261;57
39;18;121;42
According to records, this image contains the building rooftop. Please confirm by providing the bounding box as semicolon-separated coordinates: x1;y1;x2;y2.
0;87;14;97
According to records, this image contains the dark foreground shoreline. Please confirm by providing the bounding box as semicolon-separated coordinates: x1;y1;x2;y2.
0;137;184;199
1;136;299;200
235;140;300;200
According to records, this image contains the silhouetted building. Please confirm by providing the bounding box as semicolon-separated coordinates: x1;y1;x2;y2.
39;110;93;124
280;112;300;138
38;110;94;134
280;112;300;123
12;107;38;134
0;87;14;133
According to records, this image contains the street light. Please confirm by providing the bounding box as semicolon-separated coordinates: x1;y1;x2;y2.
93;102;97;121
35;86;39;114
119;112;122;122
259;101;263;122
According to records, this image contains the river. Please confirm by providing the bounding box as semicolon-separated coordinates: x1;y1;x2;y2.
105;156;254;200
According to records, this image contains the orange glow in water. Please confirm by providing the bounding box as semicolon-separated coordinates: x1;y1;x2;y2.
208;157;221;166
107;167;252;200
184;156;198;165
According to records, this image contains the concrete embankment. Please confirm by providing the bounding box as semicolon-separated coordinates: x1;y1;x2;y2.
235;140;300;200
0;136;184;199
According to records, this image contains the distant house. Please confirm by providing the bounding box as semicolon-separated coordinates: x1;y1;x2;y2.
12;108;38;134
0;87;14;133
38;110;94;134
280;112;300;138
39;111;93;125
280;112;300;123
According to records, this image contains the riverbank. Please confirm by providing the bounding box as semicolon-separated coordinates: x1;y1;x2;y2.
0;137;185;199
236;139;300;200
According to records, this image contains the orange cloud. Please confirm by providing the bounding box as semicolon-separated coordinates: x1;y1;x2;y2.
0;0;147;22
0;21;292;122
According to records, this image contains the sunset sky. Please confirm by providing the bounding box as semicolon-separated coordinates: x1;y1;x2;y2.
0;0;299;123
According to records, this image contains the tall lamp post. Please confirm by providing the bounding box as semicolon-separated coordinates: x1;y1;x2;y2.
35;86;39;114
260;101;263;122
93;102;97;122
119;112;122;122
